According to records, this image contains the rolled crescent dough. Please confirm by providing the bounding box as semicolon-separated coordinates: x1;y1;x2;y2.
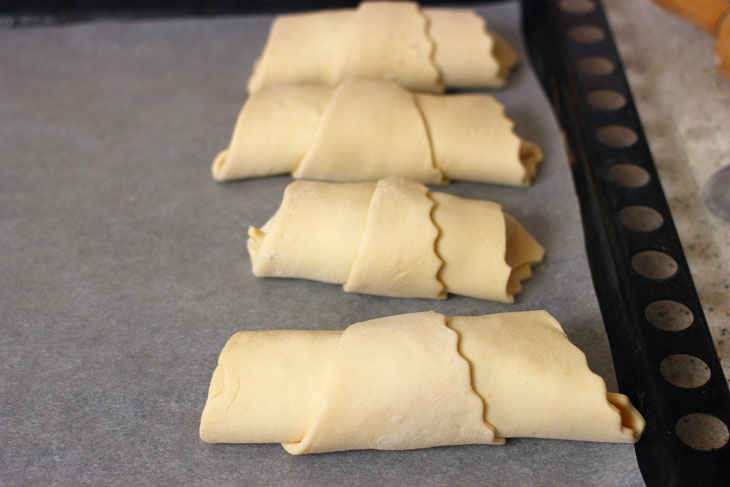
213;78;542;185
247;177;545;302
247;1;517;94
199;311;645;454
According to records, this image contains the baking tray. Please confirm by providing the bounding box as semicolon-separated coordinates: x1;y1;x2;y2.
522;1;730;485
0;1;728;486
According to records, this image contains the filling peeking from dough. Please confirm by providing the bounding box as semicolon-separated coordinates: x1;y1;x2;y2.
247;177;545;302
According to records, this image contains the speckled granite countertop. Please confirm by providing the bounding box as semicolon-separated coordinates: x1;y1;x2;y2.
604;0;730;382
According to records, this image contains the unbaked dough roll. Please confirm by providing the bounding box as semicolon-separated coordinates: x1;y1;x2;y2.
247;2;517;94
212;79;542;186
246;177;544;302
199;311;645;454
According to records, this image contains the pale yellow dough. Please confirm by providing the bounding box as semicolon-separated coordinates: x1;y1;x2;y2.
199;311;645;454
213;79;542;185
247;1;517;94
247;177;544;302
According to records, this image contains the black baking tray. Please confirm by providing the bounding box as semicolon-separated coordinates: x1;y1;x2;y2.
5;1;728;485
522;1;730;485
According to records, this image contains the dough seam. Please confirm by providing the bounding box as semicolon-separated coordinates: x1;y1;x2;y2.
281;338;339;454
341;184;378;285
445;316;503;444
422;12;445;91
291;89;334;177
426;191;447;299
224;375;241;414
411;92;447;185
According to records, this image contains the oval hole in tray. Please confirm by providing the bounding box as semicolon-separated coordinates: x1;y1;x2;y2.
606;163;650;187
578;56;615;76
631;250;678;279
597;125;638;148
619;205;663;231
660;354;711;388
587;89;626;110
645;300;694;331
569;25;605;43
559;0;596;15
676;413;730;451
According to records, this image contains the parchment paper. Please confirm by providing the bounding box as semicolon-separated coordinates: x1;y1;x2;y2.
0;2;644;485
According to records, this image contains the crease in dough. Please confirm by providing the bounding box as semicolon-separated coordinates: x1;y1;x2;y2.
427;190;448;298
199;311;645;454
248;1;516;94
414;91;539;186
213;78;540;186
247;177;544;302
212;84;333;182
247;9;351;93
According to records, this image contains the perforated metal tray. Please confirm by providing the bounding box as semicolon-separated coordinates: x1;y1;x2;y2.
522;1;730;485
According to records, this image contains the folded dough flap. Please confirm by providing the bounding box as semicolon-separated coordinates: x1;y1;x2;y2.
199;330;342;444
519;140;543;184
490;31;519;86
248;9;352;93
212;85;333;182
423;9;516;89
449;311;645;443
248;180;376;284
294;79;444;184
343;177;444;298
247;177;542;300
430;192;544;302
504;213;546;297
199;311;645;453
416;93;543;186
